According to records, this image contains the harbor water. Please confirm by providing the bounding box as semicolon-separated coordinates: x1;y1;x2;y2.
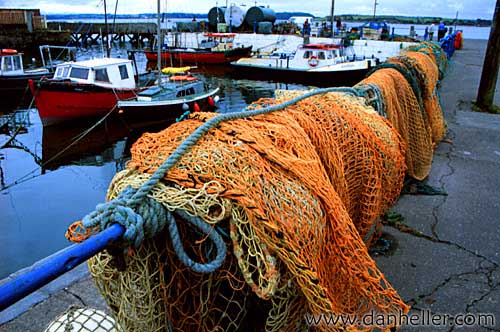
0;45;307;279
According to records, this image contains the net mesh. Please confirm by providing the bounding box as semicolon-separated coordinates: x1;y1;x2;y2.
45;307;118;332
67;42;447;331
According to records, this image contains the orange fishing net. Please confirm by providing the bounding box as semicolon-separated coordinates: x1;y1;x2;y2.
67;42;447;332
356;48;445;180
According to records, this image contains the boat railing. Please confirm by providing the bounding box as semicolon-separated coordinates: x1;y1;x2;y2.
39;45;77;72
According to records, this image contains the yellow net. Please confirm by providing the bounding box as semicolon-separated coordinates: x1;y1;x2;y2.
67;42;448;332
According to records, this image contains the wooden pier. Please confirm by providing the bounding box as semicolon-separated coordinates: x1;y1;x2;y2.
46;22;157;47
0;22;158;51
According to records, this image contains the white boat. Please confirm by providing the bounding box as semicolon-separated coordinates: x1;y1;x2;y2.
117;67;220;122
231;43;379;86
0;48;53;108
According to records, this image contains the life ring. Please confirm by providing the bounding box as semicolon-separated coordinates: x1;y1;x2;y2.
308;55;319;67
0;48;18;55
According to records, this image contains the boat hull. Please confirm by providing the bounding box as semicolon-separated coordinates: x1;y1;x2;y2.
230;63;374;87
145;46;253;65
31;80;138;126
0;71;53;109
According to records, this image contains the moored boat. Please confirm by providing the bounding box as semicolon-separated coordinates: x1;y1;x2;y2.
0;48;53;108
29;57;139;126
231;43;379;86
0;48;53;90
117;67;220;122
144;33;253;65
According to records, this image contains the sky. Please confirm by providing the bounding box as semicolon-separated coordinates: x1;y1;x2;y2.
0;0;496;20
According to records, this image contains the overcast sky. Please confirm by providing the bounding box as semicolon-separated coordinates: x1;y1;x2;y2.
0;0;496;20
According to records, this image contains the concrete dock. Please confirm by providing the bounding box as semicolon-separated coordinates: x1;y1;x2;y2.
1;38;499;331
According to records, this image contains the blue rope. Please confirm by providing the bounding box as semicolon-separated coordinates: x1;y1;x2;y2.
354;83;386;117
81;86;374;273
167;209;226;273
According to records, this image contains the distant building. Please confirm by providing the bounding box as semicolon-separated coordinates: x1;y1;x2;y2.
0;8;47;32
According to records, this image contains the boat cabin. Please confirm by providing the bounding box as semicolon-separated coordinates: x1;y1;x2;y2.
137;78;205;102
199;33;236;50
232;42;377;72
52;58;136;89
297;44;353;63
0;49;24;76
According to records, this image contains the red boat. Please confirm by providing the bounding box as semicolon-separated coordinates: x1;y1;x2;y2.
29;58;139;126
144;33;253;65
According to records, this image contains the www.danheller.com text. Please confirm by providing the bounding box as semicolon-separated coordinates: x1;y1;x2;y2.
304;310;496;328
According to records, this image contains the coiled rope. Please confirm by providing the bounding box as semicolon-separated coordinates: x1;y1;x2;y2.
81;86;372;273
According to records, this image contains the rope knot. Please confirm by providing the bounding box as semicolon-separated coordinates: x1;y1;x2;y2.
82;186;166;248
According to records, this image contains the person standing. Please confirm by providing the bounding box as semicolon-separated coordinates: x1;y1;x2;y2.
438;20;447;41
303;19;310;35
336;18;342;33
428;23;435;41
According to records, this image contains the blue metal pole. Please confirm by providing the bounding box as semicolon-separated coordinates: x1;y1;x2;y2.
0;224;125;311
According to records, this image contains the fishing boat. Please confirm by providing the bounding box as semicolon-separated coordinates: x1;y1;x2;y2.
0;48;53;91
0;48;53;108
29;57;139;126
231;43;379;87
144;32;253;65
117;66;219;122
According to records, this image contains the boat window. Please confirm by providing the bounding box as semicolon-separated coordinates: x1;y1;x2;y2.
95;68;110;82
55;66;63;77
119;64;129;79
13;55;22;70
2;57;13;71
176;87;195;97
70;67;89;80
303;51;313;59
58;66;70;78
318;52;326;60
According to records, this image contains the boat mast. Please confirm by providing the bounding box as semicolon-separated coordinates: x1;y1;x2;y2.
157;0;162;89
104;0;110;57
330;0;334;35
373;0;379;20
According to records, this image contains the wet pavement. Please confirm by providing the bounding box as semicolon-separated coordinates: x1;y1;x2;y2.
1;39;499;331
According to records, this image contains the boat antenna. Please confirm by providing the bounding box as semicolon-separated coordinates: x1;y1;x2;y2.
157;0;162;89
373;0;379;21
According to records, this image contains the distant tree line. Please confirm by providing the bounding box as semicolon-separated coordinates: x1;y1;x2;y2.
322;15;491;27
46;13;491;27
